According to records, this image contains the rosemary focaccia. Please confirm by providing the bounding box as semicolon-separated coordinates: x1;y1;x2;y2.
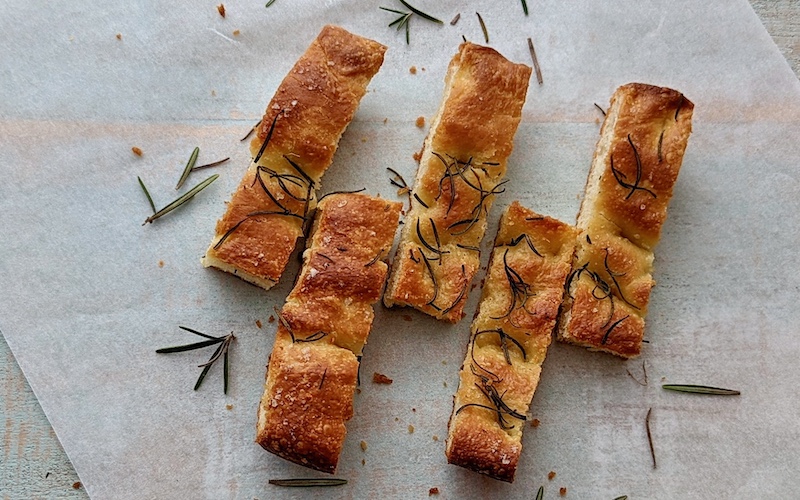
558;83;694;358
202;25;386;290
383;42;532;322
446;202;576;482
256;193;402;473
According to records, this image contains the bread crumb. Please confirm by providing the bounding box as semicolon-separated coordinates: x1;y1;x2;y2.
372;372;393;385
412;408;416;412
415;116;425;128
531;418;540;428
432;435;439;441
116;33;122;40
402;314;413;322
158;260;164;268
361;458;366;465
233;29;240;36
559;487;567;496
408;425;415;433
226;404;233;410
361;137;368;143
255;320;262;329
217;4;225;17
412;151;422;162
395;417;399;422
383;118;388;124
356;388;361;394
211;90;216;97
443;381;447;387
429;487;439;496
441;360;447;365
131;146;143;156
268;315;275;323
548;471;556;480
409;66;417;74
72;482;82;490
360;440;368;452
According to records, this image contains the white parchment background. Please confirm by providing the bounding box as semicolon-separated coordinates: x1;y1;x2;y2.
1;0;799;498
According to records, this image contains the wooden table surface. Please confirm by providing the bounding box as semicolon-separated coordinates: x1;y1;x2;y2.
2;2;798;497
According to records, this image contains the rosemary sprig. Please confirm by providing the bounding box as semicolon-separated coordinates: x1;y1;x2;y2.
143;174;218;225
456;373;527;429
474;328;526;365
657;129;665;162
156;326;235;394
476;12;489;43
175;147;199;190
604;248;639;310
416;218;449;262
193;157;230;171
387;167;411;201
508;233;542;257
662;384;740;396
293;331;329;343
613;496;629;500
450;13;460;25
535;486;543;500
265;0;277;7
213;209;303;249
398;0;442;23
646;407;656;469
594;103;607;116
491;249;537;325
419;248;441;310
456;243;480;252
254;111;282;164
240;119;261;142
610;135;657;200
380;0;442;44
601;315;629;345
413;193;429;208
365;248;385;267
674;95;685;121
317;188;366;203
527;37;543;85
268;479;347;487
137;176;156;214
318;368;327;390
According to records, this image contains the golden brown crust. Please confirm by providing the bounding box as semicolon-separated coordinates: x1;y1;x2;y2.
203;25;387;289
446;202;576;482
558;83;694;358
255;329;358;473
384;43;532;322
256;194;402;472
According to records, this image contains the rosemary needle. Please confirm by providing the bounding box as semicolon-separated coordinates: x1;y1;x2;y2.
476;12;489;43
662;384;740;396
268;478;347;487
535;486;544;500
137;176;156;214
265;0;276;7
175;147;199;190
192;157;230;171
521;0;529;16
527;37;543;85
143;174;218;225
398;0;442;23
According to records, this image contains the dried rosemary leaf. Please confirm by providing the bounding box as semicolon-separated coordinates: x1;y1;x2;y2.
662;384;740;396
268;478;348;487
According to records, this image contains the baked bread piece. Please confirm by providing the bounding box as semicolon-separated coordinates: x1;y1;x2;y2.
383;43;531;322
558;83;694;358
202;25;386;290
446;202;576;482
256;193;402;473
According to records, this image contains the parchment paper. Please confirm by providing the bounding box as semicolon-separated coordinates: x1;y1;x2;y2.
2;0;799;498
